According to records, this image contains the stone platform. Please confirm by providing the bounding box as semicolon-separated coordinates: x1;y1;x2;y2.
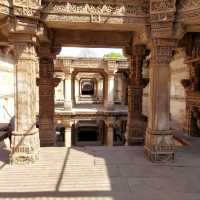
0;139;200;200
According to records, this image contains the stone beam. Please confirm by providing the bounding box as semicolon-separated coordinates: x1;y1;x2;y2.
54;30;133;48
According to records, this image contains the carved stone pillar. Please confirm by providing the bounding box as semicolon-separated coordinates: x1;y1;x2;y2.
144;38;177;161
37;45;60;146
64;120;73;147
126;45;147;145
105;119;114;146
114;73;123;104
10;42;40;164
145;0;177;161
104;73;115;110
64;69;73;110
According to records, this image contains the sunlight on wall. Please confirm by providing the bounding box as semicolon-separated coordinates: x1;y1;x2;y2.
0;55;14;123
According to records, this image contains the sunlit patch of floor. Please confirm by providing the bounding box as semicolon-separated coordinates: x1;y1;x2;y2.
0;140;200;200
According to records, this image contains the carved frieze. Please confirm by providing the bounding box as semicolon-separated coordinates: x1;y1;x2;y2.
0;0;10;17
150;0;176;13
150;0;176;38
178;0;200;10
43;2;148;16
14;0;41;8
42;0;148;25
177;0;200;22
13;0;41;18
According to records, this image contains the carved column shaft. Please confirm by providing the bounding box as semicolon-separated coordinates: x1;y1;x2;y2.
38;58;55;146
64;120;73;147
105;119;114;146
145;38;176;161
64;70;73;110
37;45;60;146
10;42;40;164
126;45;147;145
105;73;115;110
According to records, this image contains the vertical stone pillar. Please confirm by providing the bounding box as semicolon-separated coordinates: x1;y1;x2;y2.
64;120;73;147
10;41;40;164
114;73;123;104
144;38;176;161
64;69;73;110
104;60;117;110
105;73;115;110
105;119;114;146
126;45;147;145
37;45;60;146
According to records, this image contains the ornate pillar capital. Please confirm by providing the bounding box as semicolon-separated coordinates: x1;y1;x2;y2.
151;37;177;66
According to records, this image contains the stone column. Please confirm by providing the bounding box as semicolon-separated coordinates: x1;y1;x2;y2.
105;119;114;146
105;73;115;110
144;38;176;161
37;45;60;146
10;41;40;164
64;69;73;110
104;60;117;110
64;120;73;147
126;45;147;145
114;73;123;104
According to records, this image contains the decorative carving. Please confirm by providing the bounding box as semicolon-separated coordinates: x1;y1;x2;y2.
13;0;41;18
37;44;61;146
0;0;10;16
126;45;148;145
178;0;200;10
150;0;176;38
41;0;148;25
150;0;176;12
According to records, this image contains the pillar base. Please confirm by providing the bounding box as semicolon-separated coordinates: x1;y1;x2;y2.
39;130;56;147
126;115;147;145
144;129;175;162
10;129;40;165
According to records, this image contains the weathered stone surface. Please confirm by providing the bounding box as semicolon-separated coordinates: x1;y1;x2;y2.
10;42;40;164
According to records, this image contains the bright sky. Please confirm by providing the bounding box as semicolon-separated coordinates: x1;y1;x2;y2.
58;47;123;58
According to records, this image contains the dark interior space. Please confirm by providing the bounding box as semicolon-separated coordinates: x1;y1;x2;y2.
81;89;94;95
78;130;98;141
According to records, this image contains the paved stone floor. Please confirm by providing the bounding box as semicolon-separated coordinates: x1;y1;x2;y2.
0;136;200;200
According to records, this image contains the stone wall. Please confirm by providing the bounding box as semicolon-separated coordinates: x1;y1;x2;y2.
0;52;14;123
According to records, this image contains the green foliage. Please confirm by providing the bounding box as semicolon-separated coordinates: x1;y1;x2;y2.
103;52;124;59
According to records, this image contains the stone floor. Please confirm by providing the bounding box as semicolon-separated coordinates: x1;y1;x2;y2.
0;135;200;200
